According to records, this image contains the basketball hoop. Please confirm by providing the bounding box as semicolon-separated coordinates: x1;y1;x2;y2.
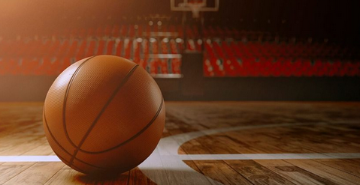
188;2;205;18
170;0;219;18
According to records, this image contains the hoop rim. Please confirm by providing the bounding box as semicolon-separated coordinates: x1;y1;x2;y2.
170;0;219;12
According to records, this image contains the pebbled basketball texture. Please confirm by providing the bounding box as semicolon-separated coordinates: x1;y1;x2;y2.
43;55;165;174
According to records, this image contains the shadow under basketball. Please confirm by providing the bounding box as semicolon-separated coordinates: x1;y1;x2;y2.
75;171;128;184
74;167;157;184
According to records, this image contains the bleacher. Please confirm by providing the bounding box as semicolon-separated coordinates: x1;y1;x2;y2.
203;39;360;77
0;24;359;77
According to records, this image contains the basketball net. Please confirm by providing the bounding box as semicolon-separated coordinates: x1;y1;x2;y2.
188;2;205;18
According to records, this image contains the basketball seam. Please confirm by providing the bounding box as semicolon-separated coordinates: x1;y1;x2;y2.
43;109;105;169
54;151;91;172
79;98;164;154
67;64;139;166
44;110;72;157
62;56;96;150
45;98;164;172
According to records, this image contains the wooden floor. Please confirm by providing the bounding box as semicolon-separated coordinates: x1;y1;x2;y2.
0;102;360;184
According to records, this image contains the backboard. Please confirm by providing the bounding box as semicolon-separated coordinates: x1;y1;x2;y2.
170;0;219;18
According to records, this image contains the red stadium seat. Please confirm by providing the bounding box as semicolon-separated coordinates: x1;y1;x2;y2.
143;39;150;56
221;42;235;59
159;59;169;74
339;61;351;76
292;58;303;77
169;39;179;54
111;25;120;38
203;58;215;77
120;25;128;37
105;40;115;55
354;61;360;76
302;59;313;77
160;39;169;54
271;58;282;77
1;23;359;78
133;40;141;59
37;58;54;75
223;59;238;76
280;58;294;77
58;58;73;74
258;57;273;77
45;40;61;58
186;39;197;51
212;41;225;59
150;39;158;56
313;59;325;77
148;59;158;75
171;58;181;74
211;58;225;76
66;40;79;58
75;40;87;60
115;40;124;57
240;57;255;76
204;42;216;59
1;58;20;75
20;58;41;75
85;40;96;58
129;25;135;38
95;40;106;55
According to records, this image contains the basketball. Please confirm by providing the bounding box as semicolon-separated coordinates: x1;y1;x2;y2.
42;55;165;174
2;0;360;184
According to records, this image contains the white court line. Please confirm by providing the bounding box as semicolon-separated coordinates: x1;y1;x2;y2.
0;156;61;162
176;153;360;160
139;122;360;185
1;122;358;185
1;153;360;162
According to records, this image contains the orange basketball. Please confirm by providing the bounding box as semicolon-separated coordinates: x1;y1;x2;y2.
43;55;165;174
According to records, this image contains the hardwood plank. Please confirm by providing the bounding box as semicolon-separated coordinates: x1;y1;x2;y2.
3;162;64;185
286;160;360;185
179;131;247;184
224;160;296;185
256;160;339;185
219;131;310;154
1;102;360;185
181;123;360;155
0;163;35;184
195;135;243;154
180;137;213;154
22;144;54;156
46;165;132;185
44;165;83;185
79;171;130;185
213;134;266;154
282;125;360;153
314;159;360;177
128;167;157;185
187;160;253;185
0;136;48;156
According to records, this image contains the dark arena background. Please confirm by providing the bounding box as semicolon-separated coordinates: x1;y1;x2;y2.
0;0;360;184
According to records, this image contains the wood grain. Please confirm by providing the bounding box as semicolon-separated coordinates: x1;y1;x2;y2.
0;163;34;184
285;160;360;185
314;159;360;177
0;102;360;184
3;162;64;185
188;160;253;185
255;160;339;185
